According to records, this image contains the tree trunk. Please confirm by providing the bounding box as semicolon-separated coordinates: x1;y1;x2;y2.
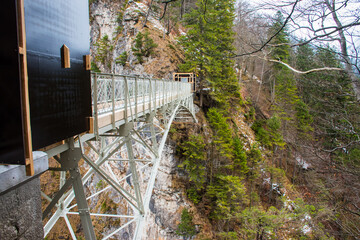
325;0;360;101
143;0;153;28
256;60;266;103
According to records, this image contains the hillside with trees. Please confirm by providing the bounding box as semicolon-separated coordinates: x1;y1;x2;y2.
170;0;360;239
85;0;360;239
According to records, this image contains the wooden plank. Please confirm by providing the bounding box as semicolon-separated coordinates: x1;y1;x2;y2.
83;55;91;70
87;117;94;133
17;0;34;176
18;46;24;54
61;44;70;68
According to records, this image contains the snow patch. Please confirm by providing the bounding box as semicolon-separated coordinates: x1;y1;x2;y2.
296;156;311;170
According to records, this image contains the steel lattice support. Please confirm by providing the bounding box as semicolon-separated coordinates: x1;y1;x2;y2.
41;73;196;240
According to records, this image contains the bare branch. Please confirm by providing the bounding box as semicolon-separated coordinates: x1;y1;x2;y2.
232;0;301;58
256;56;344;74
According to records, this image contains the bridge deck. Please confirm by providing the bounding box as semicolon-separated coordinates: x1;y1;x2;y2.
92;73;191;133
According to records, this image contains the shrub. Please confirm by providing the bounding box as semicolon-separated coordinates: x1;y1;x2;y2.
116;51;128;66
132;30;157;63
176;208;197;239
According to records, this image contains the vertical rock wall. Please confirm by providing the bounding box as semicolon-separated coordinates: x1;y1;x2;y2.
141;144;190;239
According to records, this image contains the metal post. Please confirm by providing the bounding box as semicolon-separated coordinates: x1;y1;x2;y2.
93;73;99;139
135;77;138;121
125;136;144;213
154;79;157;112
124;76;128;122
143;78;145;115
112;74;115;128
149;78;152;113
59;138;96;240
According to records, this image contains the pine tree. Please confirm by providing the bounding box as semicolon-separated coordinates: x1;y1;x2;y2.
207;108;233;159
295;45;360;165
179;134;207;204
176;208;197;240
207;174;248;220
132;30;157;64
231;137;249;175
269;12;313;140
180;0;240;109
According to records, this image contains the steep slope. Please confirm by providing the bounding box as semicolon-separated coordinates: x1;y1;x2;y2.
90;0;183;79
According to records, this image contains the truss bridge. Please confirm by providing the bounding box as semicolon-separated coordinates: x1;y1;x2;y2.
42;72;196;239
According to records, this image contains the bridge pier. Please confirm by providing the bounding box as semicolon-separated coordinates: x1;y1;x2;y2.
0;152;48;240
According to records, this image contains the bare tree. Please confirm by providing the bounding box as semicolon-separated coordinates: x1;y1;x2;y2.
239;0;360;100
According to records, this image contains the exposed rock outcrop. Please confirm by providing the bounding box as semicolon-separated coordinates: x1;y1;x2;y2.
90;0;183;79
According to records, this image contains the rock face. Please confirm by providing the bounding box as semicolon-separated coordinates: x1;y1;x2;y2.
90;0;183;79
141;144;191;239
89;1;191;238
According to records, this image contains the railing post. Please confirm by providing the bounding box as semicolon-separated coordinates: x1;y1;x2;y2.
142;78;145;115
154;79;157;112
112;74;115;128
93;73;99;139
135;76;138;121
149;78;152;113
124;76;128;122
162;80;165;106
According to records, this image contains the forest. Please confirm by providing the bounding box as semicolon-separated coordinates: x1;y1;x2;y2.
152;0;360;239
88;0;360;239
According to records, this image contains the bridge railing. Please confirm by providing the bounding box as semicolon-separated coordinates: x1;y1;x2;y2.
91;73;192;131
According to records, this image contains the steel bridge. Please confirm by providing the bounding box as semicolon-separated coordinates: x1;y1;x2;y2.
41;72;196;240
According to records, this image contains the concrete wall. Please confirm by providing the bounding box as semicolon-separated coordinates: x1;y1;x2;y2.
0;177;44;240
0;152;48;240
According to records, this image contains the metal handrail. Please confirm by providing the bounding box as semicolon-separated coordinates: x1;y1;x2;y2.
91;72;192;118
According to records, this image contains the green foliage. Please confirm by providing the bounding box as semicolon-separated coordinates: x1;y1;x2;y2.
100;201;109;213
169;126;177;134
251;116;285;149
236;199;333;240
94;34;113;66
268;11;315;144
176;208;197;239
100;199;116;214
179;135;207;193
207;175;248;220
237;206;290;239
115;51;128;66
115;3;129;34
179;0;240;109
91;62;101;72
266;115;286;148
96;180;105;190
207;108;233;158
295;45;360;165
187;187;202;204
244;106;255;121
231;137;249;175
167;43;176;50
132;30;158;64
218;231;238;240
295;100;313;137
268;11;290;63
246;145;263;182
